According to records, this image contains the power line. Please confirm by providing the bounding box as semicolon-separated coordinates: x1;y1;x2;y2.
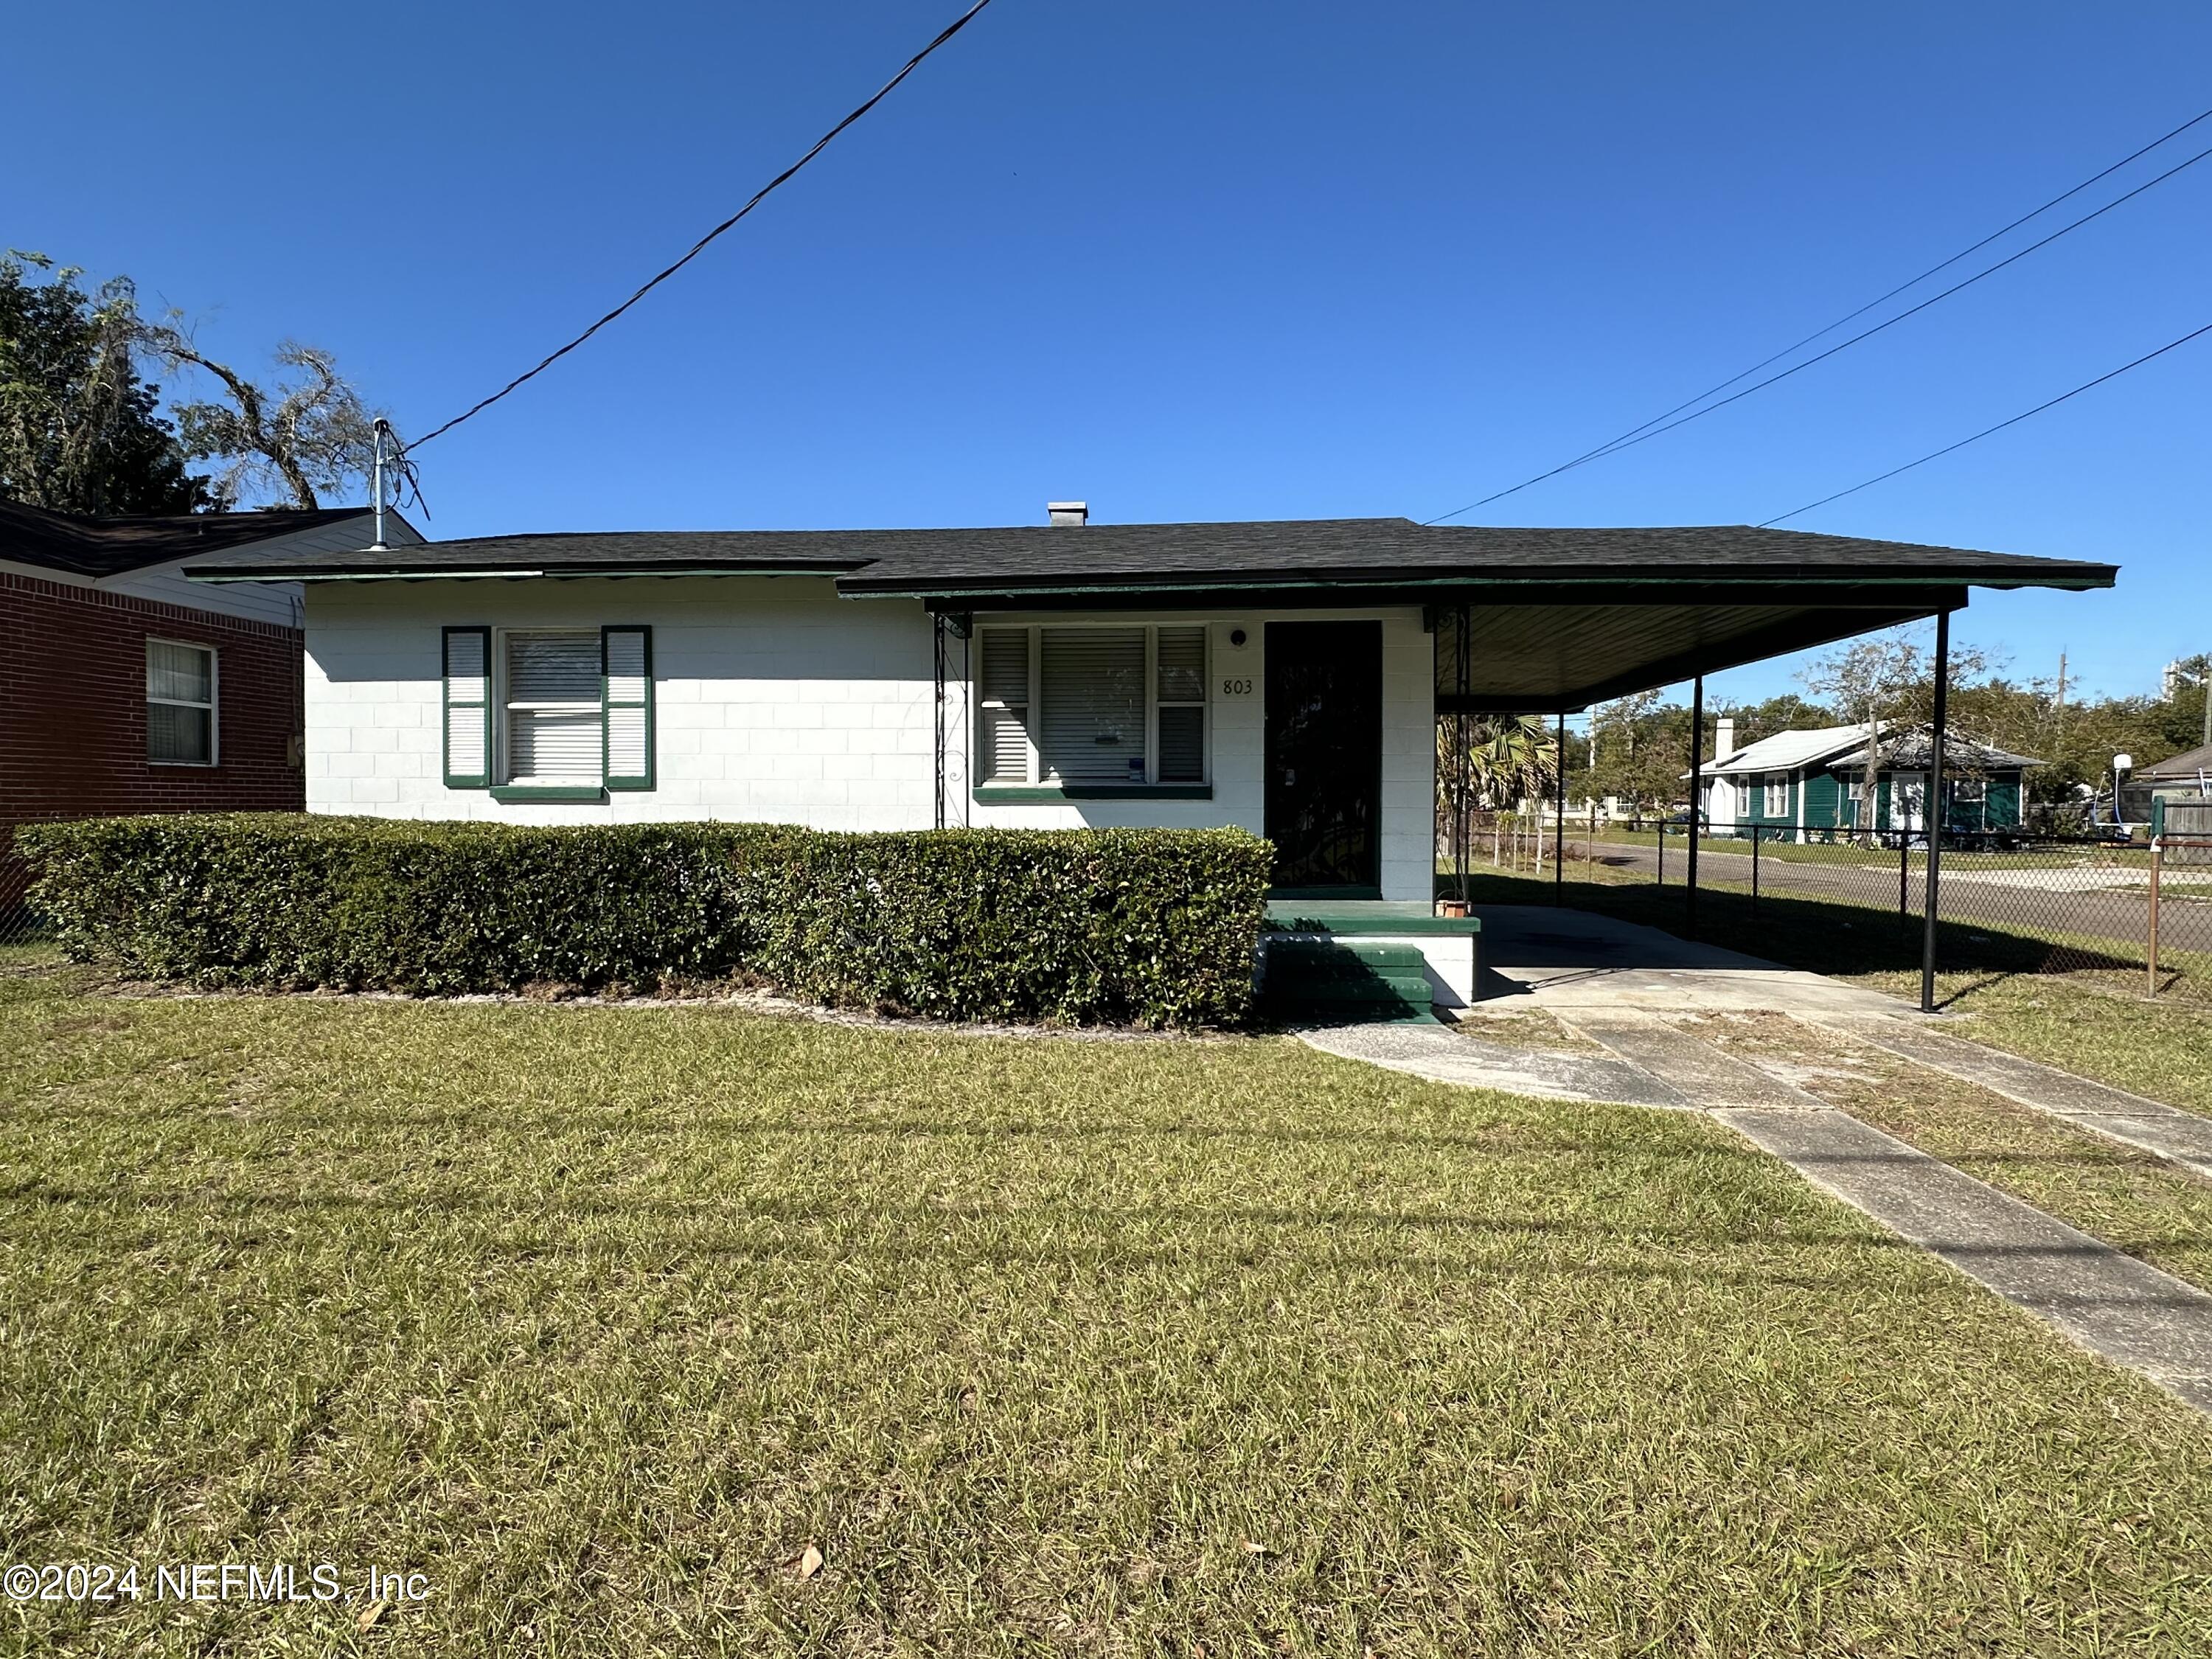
1759;316;2212;526
1469;102;2212;507
1433;135;2212;520
410;0;998;450
1427;103;2212;524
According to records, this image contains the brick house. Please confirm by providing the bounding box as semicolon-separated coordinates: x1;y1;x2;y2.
0;498;420;919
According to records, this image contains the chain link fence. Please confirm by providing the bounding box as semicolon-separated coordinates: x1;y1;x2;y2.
0;838;48;952
1437;807;2211;1004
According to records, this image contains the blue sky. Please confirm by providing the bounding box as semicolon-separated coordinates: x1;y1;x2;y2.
7;1;2206;711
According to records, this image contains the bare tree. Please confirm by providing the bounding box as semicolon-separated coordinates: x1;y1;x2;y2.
136;324;387;510
1800;626;1988;837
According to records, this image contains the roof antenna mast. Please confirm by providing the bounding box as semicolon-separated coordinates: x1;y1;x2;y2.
369;418;394;552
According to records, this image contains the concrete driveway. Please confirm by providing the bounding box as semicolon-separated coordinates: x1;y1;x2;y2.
1466;904;1906;1018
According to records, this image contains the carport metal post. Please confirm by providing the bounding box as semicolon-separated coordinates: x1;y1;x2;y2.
1919;609;1950;1013
1554;710;1566;904
1686;675;1703;932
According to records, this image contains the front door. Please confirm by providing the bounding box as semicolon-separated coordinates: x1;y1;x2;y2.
1265;620;1382;894
1891;772;1926;832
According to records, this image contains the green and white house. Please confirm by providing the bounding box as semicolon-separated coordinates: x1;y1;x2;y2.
1697;720;2039;840
185;509;2110;1014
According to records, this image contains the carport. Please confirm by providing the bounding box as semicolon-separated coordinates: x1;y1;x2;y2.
869;518;2114;1015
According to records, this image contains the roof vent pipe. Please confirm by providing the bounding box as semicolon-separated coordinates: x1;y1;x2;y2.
1047;501;1088;526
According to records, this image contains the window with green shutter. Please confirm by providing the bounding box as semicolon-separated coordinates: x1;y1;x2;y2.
445;624;656;796
504;631;606;787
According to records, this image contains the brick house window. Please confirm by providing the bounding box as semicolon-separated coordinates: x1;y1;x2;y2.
147;639;217;765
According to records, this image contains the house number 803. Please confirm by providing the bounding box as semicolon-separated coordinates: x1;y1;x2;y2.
1220;676;1255;697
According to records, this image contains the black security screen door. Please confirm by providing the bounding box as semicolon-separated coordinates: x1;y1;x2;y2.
1265;620;1383;894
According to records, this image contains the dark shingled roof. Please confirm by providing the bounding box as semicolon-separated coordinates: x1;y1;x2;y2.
178;516;2117;594
0;496;373;579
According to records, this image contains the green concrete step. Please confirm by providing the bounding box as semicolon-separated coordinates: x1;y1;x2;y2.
1261;936;1438;1024
1273;965;1433;994
1265;941;1428;980
1265;901;1480;938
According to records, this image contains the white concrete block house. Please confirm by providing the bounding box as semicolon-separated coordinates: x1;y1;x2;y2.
186;508;2112;990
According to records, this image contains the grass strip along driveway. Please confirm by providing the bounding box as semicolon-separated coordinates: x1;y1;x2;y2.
1686;1012;2212;1298
4;964;2212;1654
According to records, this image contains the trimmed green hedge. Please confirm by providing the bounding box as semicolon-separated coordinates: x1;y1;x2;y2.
20;815;1272;1028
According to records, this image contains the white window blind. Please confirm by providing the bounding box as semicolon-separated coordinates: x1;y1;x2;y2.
146;640;215;765
505;631;602;785
1155;627;1206;783
978;625;1211;790
1764;773;1787;816
977;629;1033;784
1040;627;1146;783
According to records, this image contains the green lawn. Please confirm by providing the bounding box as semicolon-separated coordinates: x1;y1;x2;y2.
5;965;2212;1654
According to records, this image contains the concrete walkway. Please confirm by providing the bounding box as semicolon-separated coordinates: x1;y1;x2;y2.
1836;1018;2212;1182
1561;1011;1832;1111
1721;1105;2212;1413
1299;1019;1692;1109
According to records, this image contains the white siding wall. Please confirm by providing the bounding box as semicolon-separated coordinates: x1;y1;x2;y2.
306;582;1438;902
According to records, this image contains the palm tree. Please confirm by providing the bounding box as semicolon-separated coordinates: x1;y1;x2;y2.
1439;714;1557;809
1437;714;1560;894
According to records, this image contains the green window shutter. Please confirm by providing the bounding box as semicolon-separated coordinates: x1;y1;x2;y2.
442;626;492;788
602;626;654;790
